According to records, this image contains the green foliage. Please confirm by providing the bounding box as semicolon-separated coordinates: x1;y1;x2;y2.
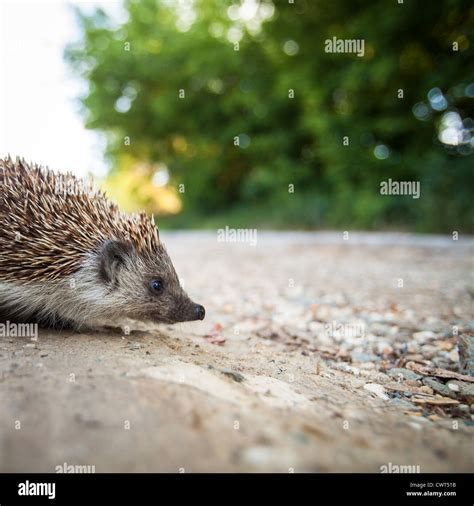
66;0;474;232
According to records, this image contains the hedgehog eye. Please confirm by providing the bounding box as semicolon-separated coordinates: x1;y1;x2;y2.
150;278;164;295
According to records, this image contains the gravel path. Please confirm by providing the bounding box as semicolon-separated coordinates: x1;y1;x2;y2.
0;232;473;472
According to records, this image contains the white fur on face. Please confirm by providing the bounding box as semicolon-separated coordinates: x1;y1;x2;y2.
0;256;134;329
0;246;193;329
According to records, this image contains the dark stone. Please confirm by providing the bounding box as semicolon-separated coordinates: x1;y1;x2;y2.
458;335;474;377
221;368;245;382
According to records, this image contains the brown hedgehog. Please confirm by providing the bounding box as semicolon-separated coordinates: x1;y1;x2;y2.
0;156;205;329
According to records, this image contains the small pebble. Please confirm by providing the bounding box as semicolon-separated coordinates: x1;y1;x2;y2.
422;377;455;399
351;352;378;363
447;381;474;404
363;383;389;400
387;368;422;381
220;368;245;383
388;398;418;410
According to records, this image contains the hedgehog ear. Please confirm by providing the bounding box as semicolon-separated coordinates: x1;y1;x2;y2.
99;240;132;285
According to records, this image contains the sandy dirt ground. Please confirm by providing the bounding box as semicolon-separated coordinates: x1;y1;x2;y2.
0;231;473;472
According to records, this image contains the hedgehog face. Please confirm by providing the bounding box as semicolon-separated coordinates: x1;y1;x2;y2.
98;240;205;324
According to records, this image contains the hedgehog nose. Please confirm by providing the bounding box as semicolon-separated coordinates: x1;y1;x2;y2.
194;304;205;320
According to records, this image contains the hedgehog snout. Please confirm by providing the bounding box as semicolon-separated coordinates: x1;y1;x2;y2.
194;304;205;321
174;300;205;322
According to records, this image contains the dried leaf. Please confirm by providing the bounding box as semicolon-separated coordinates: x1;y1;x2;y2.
204;323;226;345
406;362;474;383
411;397;460;405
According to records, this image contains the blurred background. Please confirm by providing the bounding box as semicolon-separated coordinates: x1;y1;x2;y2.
1;0;473;232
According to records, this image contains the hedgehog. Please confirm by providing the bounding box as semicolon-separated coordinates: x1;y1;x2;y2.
0;156;205;330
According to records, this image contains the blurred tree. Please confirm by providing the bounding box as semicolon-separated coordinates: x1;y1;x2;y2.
66;0;474;231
